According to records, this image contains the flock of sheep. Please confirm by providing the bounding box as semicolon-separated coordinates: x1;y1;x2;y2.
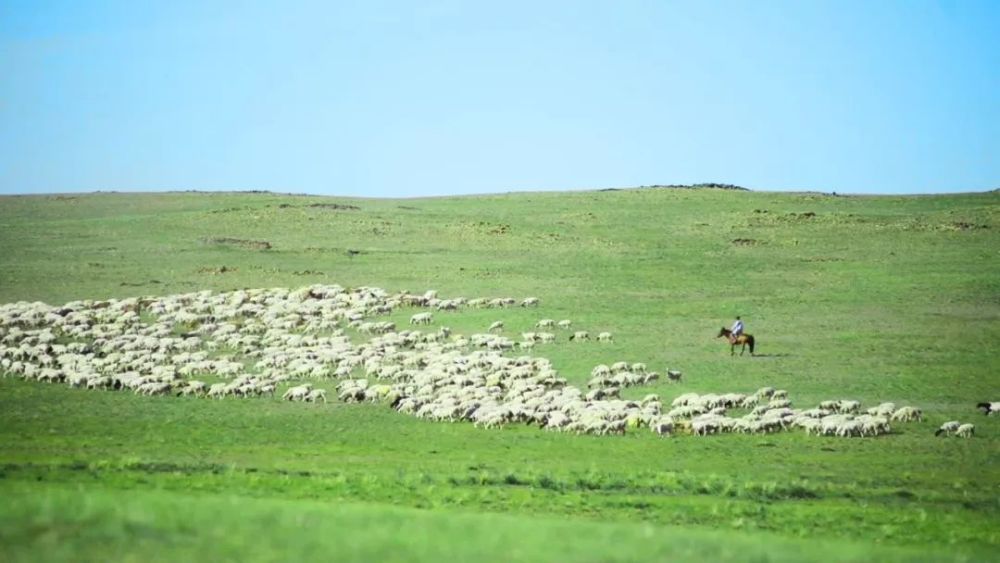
0;284;988;439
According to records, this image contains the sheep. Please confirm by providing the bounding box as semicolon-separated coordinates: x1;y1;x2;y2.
488;321;504;333
304;389;327;403
520;297;540;307
282;384;313;401
597;332;613;343
569;331;590;341
409;312;433;325
651;418;674;436
535;319;555;329
557;320;571;330
976;402;1000;416
935;421;961;436
891;406;923;423
955;423;975;438
666;370;682;382
867;402;896;417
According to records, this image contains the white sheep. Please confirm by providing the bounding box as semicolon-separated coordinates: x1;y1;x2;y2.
488;321;504;333
976;402;1000;416
891;406;923;423
569;331;590;341
955;423;975;438
935;421;960;436
597;332;613;343
304;388;327;403
557;320;571;330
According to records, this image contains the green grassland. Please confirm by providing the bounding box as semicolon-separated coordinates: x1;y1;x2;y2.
0;187;998;561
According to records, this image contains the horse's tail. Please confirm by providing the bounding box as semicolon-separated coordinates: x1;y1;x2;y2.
748;336;755;355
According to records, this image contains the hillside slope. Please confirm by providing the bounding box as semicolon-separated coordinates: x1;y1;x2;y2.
0;188;998;560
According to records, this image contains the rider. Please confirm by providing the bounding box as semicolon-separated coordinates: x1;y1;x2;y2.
730;316;744;343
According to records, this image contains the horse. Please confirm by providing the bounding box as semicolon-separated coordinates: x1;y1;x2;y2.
718;327;755;356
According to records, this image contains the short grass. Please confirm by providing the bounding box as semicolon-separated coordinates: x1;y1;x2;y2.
0;188;998;561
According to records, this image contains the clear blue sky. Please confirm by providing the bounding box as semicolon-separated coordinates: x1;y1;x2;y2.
1;1;997;196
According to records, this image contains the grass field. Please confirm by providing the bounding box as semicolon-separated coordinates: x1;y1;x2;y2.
1;187;998;561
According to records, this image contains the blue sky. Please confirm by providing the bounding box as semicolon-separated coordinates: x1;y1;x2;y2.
1;1;997;196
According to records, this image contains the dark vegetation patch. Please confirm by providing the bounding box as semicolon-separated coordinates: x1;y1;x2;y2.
209;206;258;214
642;183;749;191
196;265;238;275
118;280;162;287
476;222;510;235
307;203;360;211
801;257;844;263
292;270;325;276
201;237;272;250
948;221;990;231
732;238;759;246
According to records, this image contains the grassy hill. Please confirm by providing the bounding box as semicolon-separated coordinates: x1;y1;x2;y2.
0;187;998;561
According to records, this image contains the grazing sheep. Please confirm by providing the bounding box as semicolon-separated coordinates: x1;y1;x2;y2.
597;332;613;343
651;418;674;436
488;321;504;333
409;312;433;325
666;370;682;382
976;402;1000;416
891;406;923;423
955;423;975;438
282;384;313;401
304;388;327;403
569;331;590;341
557;320;572;330
535;319;555;329
935;421;961;436
520;297;540;307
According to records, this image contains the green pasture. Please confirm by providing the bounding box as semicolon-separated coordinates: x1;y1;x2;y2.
0;188;998;561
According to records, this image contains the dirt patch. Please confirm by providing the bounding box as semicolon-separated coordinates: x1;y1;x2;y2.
202;237;272;250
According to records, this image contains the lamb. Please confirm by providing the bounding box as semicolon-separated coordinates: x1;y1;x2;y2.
935;421;961;436
597;332;613;343
955;423;975;438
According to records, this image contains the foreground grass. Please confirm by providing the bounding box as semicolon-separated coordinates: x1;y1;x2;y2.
4;483;978;563
0;188;998;559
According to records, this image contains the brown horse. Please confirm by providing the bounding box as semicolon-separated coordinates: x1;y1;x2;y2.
718;328;755;356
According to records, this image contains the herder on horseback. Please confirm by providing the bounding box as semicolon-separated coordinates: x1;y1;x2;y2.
717;316;755;356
